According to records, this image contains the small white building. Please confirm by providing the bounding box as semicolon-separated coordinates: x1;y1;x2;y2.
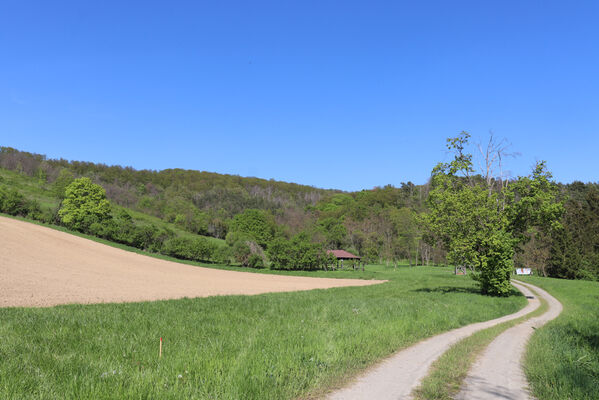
515;268;532;275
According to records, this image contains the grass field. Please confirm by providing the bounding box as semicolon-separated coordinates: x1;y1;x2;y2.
0;266;526;399
518;276;599;400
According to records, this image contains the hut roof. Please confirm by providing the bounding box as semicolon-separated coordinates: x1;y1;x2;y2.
327;250;361;259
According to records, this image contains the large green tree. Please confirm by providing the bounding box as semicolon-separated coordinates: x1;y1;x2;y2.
425;133;565;294
425;132;514;295
58;178;111;232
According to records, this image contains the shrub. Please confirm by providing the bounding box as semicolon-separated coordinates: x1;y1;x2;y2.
0;186;42;218
214;245;233;265
268;233;331;270
161;236;216;262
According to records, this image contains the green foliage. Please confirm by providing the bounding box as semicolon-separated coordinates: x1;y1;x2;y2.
318;217;347;248
425;133;514;295
548;184;599;280
58;178;112;232
213;244;233;265
471;231;515;296
508;161;565;277
0;185;27;215
162;236;218;262
391;207;420;261
52;168;74;199
315;193;355;212
229;209;275;247
268;233;333;270
0;185;42;218
224;230;267;267
508;161;564;237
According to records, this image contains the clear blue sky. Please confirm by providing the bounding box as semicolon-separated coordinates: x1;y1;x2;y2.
1;1;597;191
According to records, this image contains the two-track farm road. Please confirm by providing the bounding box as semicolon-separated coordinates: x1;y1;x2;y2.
327;281;560;400
456;280;562;400
0;216;383;307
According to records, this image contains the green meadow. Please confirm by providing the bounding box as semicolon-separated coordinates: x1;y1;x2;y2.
0;266;526;400
519;276;599;400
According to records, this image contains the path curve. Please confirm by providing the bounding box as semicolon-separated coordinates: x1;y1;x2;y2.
0;216;383;307
456;280;562;400
327;282;540;400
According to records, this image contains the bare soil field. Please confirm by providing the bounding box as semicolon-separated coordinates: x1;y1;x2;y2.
0;216;383;307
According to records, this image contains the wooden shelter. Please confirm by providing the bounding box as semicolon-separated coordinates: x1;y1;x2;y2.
327;250;363;270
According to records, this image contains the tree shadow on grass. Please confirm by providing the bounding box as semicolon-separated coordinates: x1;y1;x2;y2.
413;286;524;297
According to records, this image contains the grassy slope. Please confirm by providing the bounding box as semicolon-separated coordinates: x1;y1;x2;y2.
518;276;599;400
0;167;59;209
0;168;224;246
0;266;526;400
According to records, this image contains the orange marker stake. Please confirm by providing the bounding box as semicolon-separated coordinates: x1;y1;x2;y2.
159;337;163;358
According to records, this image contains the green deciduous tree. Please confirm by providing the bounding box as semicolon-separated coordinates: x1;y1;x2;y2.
425;133;565;294
425;132;514;296
58;178;111;232
507;161;564;276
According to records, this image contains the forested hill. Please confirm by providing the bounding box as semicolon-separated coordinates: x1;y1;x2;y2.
1;145;597;282
0;146;430;263
0;147;340;238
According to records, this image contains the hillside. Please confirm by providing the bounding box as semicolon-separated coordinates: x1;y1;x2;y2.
1;145;597;281
0;146;337;239
0;146;432;266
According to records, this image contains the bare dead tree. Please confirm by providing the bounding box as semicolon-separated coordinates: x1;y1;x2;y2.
476;131;519;194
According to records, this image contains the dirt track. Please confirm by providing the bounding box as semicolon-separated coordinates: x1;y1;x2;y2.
456;280;562;400
0;216;383;307
327;282;544;400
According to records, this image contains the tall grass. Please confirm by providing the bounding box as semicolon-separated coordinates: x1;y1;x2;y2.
519;276;599;400
0;267;526;399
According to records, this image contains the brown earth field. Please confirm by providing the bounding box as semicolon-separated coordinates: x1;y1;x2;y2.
0;216;384;308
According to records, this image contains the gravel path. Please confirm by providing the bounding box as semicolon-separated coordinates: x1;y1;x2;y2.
0;216;383;307
327;282;540;400
456;280;562;400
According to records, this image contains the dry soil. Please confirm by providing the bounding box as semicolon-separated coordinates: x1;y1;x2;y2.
0;216;383;307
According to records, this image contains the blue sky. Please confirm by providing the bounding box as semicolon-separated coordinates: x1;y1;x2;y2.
1;1;597;191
